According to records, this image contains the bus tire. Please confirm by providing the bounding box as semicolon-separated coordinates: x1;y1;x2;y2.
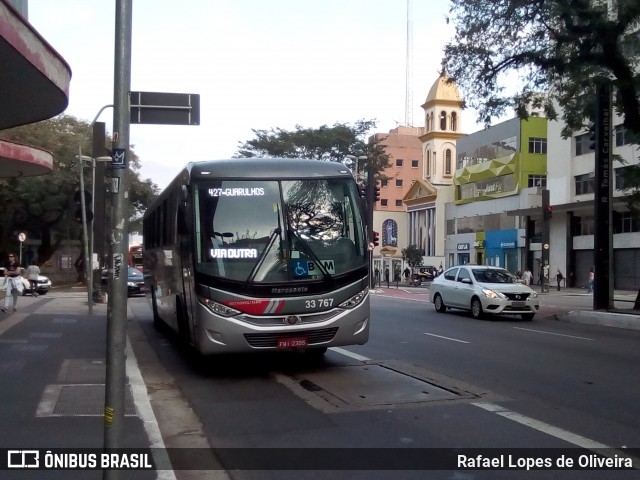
176;297;190;345
151;288;162;330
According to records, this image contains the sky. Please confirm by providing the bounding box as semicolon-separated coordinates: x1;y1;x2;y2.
28;0;481;191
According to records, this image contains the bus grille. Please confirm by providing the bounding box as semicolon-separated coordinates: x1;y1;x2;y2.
244;327;339;348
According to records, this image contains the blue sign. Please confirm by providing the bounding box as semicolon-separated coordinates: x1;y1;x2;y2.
292;260;309;278
112;148;127;170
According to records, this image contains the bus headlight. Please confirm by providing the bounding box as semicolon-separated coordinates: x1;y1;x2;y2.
339;287;368;309
198;296;240;317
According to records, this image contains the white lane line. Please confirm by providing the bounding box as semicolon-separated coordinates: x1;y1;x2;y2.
513;327;593;341
424;333;470;344
330;347;371;362
473;402;640;468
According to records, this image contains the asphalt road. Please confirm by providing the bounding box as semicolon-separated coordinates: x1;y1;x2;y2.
127;294;640;480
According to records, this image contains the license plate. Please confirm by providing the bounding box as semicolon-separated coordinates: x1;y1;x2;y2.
511;301;526;308
277;337;307;349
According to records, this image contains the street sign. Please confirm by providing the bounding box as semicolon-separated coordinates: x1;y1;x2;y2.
18;232;26;242
129;91;200;125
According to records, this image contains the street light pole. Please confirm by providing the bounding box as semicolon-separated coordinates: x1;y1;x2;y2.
77;105;113;315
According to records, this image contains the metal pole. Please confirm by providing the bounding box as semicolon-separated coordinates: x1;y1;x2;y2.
79;145;93;314
104;0;132;474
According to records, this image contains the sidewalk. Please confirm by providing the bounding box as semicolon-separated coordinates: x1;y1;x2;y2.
371;283;640;331
0;289;160;479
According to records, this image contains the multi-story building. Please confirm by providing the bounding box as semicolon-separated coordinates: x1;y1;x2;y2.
444;115;548;278
547;113;640;289
369;126;423;280
402;74;464;270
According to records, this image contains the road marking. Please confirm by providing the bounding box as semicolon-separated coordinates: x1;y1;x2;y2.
424;333;470;344
330;347;371;362
473;402;640;468
513;327;593;341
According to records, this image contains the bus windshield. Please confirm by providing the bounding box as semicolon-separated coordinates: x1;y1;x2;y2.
194;178;366;283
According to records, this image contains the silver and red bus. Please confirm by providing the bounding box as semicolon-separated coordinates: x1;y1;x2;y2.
142;158;370;355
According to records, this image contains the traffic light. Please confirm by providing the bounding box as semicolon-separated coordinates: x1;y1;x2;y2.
374;184;381;202
372;231;380;246
588;123;596;151
543;204;552;220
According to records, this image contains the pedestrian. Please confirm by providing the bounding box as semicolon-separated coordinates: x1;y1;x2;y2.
26;261;40;297
2;252;23;312
556;268;564;291
384;268;390;285
523;268;532;286
403;267;411;282
437;264;443;277
587;269;595;294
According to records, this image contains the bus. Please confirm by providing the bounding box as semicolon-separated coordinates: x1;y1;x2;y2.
129;245;143;271
142;158;370;355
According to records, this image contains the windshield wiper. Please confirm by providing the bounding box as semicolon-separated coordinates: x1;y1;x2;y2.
245;227;282;284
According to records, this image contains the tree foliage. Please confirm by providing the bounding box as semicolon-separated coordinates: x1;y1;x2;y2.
0;114;159;264
401;245;424;269
234;119;391;178
443;0;640;138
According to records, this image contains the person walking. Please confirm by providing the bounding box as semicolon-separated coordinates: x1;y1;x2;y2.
26;261;40;297
556;268;564;291
523;268;532;286
587;269;595;294
2;252;23;312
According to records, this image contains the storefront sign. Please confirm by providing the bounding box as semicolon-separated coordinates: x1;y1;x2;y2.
500;241;516;249
457;243;470;251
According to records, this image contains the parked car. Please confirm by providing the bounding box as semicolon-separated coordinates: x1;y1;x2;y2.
0;267;51;296
429;265;539;321
101;266;146;297
21;274;52;296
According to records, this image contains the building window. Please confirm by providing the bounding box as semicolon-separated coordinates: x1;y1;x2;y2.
528;175;547;188
616;166;633;190
575;133;592;156
528;137;547;154
451;112;457;131
614;211;640;233
574;215;595;236
395;199;403;207
395;179;403;187
411;159;419;168
380;199;388;207
381;179;388;187
440;111;447;130
615;125;630;147
575;173;594;195
426;151;431;177
396;158;404;167
445;149;452;175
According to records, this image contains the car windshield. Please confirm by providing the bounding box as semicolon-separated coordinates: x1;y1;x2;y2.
194;178;366;283
471;268;516;284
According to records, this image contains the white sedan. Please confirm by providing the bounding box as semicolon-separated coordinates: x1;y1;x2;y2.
430;265;539;321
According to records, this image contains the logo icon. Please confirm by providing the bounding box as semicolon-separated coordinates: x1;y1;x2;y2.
8;450;39;468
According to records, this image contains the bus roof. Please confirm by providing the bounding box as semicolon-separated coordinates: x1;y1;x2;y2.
186;158;354;180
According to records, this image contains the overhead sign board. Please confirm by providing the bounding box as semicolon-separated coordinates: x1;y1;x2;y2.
130;91;200;125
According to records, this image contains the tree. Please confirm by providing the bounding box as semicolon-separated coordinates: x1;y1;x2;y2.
0;114;159;263
235;119;391;178
401;245;424;269
443;0;640;139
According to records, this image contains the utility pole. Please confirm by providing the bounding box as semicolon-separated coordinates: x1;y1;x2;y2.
593;82;613;311
104;0;131;475
541;189;551;293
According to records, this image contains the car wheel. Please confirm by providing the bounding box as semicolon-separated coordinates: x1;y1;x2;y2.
433;293;447;313
521;313;535;321
471;297;484;319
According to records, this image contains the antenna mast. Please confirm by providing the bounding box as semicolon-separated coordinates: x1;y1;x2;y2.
404;0;413;127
